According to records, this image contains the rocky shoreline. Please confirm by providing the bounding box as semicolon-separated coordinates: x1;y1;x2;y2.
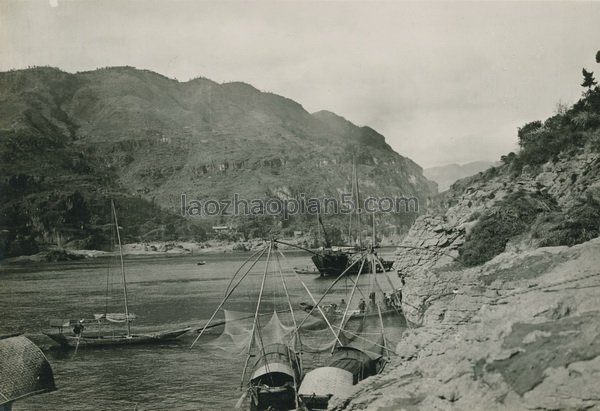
331;237;600;410
0;237;316;263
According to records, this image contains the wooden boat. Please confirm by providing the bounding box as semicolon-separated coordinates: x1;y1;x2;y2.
298;342;385;410
293;265;321;275
43;327;190;348
311;247;394;276
248;343;301;411
43;201;190;349
298;301;401;322
196;261;207;266
192;241;305;411
297;246;398;409
309;162;394;277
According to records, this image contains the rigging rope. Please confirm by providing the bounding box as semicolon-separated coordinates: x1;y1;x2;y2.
190;247;268;349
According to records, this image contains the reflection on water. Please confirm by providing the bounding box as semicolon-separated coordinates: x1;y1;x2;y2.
0;250;403;410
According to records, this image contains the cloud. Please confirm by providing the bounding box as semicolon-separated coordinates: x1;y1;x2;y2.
1;1;599;167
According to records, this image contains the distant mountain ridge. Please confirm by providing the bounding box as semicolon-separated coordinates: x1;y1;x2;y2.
424;161;497;192
0;66;436;257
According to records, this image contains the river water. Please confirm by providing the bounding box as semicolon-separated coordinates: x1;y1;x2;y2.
0;249;403;410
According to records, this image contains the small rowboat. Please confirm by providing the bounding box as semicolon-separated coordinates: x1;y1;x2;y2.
293;265;320;275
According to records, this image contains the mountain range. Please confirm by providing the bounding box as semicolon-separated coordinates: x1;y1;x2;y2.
0;66;436;257
424;161;497;192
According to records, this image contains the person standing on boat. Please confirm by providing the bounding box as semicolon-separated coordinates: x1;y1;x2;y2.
358;298;366;313
73;319;84;336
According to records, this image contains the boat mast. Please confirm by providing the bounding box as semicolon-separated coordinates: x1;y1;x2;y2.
111;200;131;337
354;160;362;248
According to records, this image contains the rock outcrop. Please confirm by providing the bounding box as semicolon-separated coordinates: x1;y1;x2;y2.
335;136;600;409
393;148;600;326
332;237;600;410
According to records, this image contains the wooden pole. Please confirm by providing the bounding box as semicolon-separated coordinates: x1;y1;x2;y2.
224;247;267;296
331;255;367;353
274;252;301;409
241;242;272;389
190;247;267;348
111;200;131;337
292;256;364;331
377;302;390;360
295;271;344;347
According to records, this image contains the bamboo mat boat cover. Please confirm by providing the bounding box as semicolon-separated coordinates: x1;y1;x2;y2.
0;336;56;405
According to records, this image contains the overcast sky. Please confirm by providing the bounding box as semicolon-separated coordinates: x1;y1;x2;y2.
1;1;599;167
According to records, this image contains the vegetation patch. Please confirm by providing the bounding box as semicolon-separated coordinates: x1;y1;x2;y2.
458;191;557;266
541;194;600;247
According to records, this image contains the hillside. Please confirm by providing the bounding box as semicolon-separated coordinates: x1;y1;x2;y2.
0;66;436;258
333;53;600;411
424;161;496;192
394;64;600;276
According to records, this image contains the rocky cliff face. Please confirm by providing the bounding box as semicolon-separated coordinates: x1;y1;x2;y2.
333;237;600;410
333;78;600;409
394;148;600;325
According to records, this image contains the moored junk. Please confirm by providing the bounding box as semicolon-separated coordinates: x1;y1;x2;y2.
297;246;398;410
311;248;394;277
42;200;190;349
298;342;386;410
309;160;395;277
0;335;56;411
248;343;302;411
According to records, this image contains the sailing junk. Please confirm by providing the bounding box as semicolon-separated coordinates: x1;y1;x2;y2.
310;161;394;277
311;248;394;276
43;200;190;348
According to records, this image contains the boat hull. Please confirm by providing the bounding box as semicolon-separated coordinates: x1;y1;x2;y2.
249;343;301;411
249;385;296;411
311;253;393;276
299;346;384;410
43;327;190;349
299;303;402;322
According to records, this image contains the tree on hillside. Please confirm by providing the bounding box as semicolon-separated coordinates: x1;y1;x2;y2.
517;120;543;149
581;68;597;90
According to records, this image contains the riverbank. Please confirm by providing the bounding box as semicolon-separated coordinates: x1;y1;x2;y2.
0;237;315;263
332;237;600;410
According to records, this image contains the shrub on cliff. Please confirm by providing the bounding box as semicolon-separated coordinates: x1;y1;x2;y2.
459;191;557;266
541;194;600;247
